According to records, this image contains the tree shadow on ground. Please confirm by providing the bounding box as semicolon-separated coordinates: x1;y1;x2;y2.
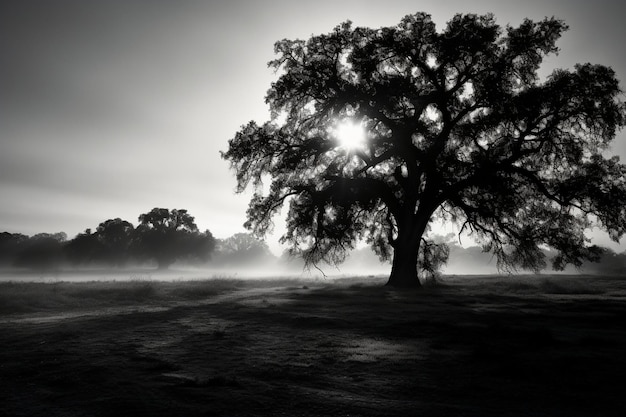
1;277;625;416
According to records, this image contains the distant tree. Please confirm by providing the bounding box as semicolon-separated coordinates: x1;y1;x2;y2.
64;228;103;266
579;247;626;275
215;233;274;265
14;232;67;270
95;218;135;267
134;208;215;269
223;12;626;287
0;232;29;266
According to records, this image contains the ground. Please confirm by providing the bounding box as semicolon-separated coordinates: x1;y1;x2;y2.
1;274;625;416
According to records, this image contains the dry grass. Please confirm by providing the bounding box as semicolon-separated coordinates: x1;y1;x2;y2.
1;274;625;416
0;276;326;315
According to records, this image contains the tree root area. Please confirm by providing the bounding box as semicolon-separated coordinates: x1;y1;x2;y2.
1;275;625;416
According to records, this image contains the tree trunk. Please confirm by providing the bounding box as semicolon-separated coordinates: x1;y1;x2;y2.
386;240;421;287
385;217;426;288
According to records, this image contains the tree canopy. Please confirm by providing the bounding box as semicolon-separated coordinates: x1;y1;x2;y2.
223;12;626;287
64;228;102;266
13;232;67;270
96;218;135;266
135;208;216;269
214;232;275;266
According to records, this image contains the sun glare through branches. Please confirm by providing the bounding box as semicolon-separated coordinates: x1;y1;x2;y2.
332;120;367;151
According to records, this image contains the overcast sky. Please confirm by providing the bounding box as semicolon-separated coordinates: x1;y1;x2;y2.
1;0;625;254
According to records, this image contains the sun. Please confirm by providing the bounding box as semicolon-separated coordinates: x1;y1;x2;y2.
332;120;367;151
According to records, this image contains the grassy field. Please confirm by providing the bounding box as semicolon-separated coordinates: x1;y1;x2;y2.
1;274;625;416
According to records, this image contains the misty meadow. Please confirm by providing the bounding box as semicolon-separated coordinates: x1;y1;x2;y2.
2;4;626;417
2;275;626;416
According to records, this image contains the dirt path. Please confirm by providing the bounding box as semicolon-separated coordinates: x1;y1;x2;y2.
0;286;282;325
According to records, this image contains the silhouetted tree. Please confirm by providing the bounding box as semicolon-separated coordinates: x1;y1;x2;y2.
14;232;67;270
578;247;626;275
95;218;134;267
215;233;274;265
0;232;29;266
64;228;103;266
223;12;626;287
134;208;215;269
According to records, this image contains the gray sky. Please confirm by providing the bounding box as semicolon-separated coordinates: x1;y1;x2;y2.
1;0;625;254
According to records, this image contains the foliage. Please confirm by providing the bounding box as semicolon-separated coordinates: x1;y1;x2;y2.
134;208;215;269
13;232;67;270
0;232;29;265
223;12;626;286
2;209;218;270
64;228;102;265
96;219;135;266
215;233;275;265
578;247;626;275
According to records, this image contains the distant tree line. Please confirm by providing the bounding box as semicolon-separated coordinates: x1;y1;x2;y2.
448;244;626;276
0;208;216;270
211;233;275;267
439;235;626;276
2;209;623;275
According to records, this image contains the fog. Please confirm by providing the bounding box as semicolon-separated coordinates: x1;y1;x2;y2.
2;241;624;284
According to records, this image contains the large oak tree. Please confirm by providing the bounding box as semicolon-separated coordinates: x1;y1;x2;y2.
223;13;626;287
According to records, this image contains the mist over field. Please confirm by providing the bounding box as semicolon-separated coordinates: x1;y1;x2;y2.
1;241;624;284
